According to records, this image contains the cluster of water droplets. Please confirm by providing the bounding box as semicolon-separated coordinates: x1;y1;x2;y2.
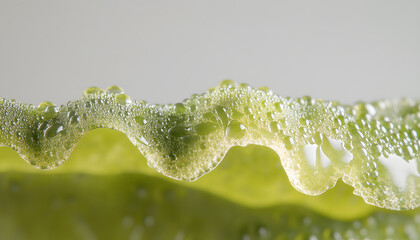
0;80;419;210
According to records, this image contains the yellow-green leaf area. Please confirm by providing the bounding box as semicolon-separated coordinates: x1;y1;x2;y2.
0;129;419;239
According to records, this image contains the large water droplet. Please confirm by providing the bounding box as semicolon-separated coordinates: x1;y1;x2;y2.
218;79;235;88
70;116;80;124
116;94;132;105
44;123;64;138
83;87;104;97
269;121;280;133
169;126;190;138
274;102;282;112
106;85;124;94
215;106;230;126
283;136;294;150
168;153;177;161
134;116;147;125
231;109;244;120
194;122;218;135
136;136;149;146
226;120;246;138
203;112;217;123
44;106;58;120
174;103;186;114
299;118;309;126
37;102;58;120
258;86;270;93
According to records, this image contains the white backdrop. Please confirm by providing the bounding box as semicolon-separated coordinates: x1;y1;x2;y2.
0;0;419;105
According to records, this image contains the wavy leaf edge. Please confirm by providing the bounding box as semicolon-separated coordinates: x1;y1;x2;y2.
1;80;419;210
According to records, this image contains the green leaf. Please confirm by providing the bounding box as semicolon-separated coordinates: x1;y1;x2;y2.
0;129;418;239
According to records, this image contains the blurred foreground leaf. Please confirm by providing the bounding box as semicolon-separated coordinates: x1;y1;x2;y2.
0;129;418;240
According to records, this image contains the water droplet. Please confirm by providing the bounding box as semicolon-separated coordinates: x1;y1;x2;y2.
348;122;364;139
226;120;246;138
106;85;124;94
202;112;216;123
70;116;80;124
44;123;64;138
64;142;72;150
169;126;190;138
67;110;76;118
189;104;196;112
194;122;218;135
134;116;147;125
313;132;323;145
136;136;149;146
283;136;294;150
174;103;186;114
269;121;280;133
83;87;104;97
37;101;54;111
258;86;270;93
37;102;58;120
183;135;198;144
365;104;376;115
215;106;230;126
274;102;282;112
299;118;309;126
218;79;235;88
231;109;244;120
279;118;287;128
168;153;177;161
116;94;131;105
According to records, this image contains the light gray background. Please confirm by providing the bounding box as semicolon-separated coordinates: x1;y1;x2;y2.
1;0;419;106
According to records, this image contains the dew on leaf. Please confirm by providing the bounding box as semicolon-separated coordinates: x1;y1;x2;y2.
44;123;64;139
116;94;131;105
174;103;186;114
193;122;218;136
226;120;246;139
106;85;124;94
83;87;104;97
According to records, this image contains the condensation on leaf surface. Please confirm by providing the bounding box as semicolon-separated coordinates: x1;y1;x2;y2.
1;81;420;210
